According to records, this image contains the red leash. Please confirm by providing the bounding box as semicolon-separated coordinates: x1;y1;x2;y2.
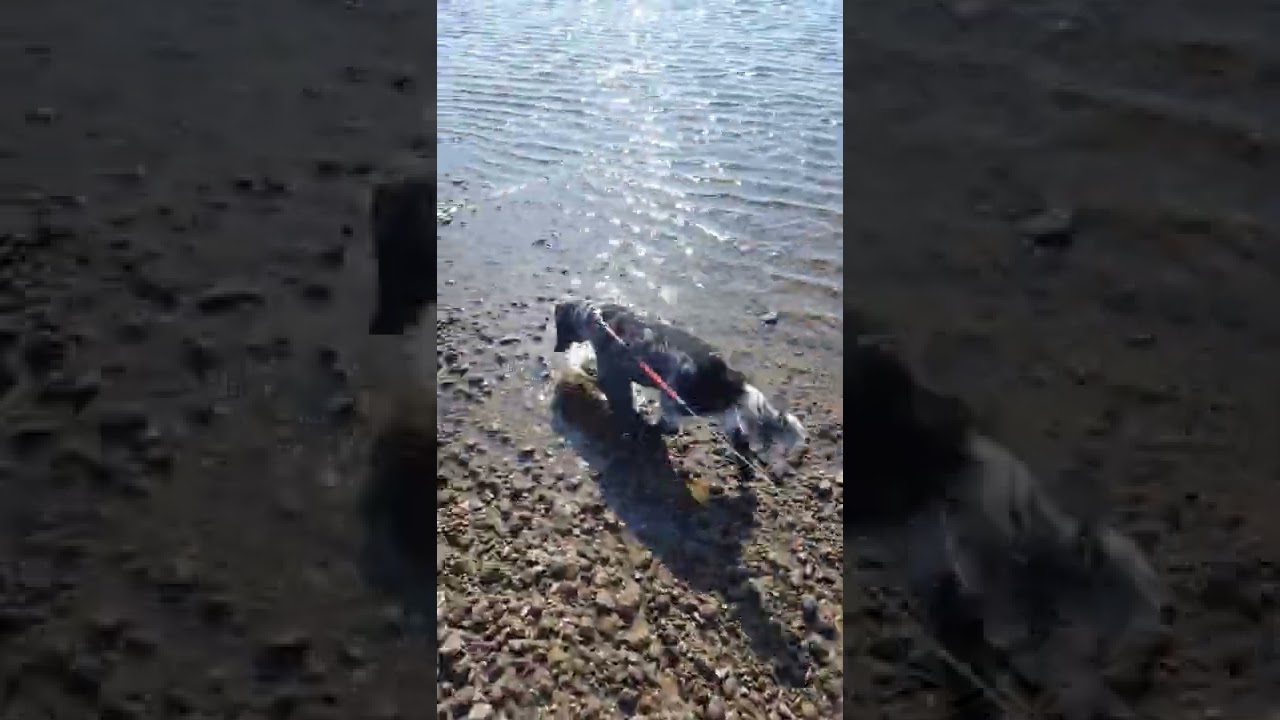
590;311;774;480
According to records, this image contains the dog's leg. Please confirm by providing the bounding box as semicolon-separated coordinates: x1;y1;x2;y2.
597;355;647;434
654;395;683;436
919;575;1005;720
904;510;1005;720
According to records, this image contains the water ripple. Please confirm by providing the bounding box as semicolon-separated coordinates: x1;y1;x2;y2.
439;0;843;329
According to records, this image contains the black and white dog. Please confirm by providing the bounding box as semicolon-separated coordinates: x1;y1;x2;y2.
845;338;1171;719
552;299;807;460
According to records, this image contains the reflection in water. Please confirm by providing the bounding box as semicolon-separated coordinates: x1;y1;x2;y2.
438;0;843;344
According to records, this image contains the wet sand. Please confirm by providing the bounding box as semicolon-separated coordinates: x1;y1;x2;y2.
848;2;1280;718
1;0;432;717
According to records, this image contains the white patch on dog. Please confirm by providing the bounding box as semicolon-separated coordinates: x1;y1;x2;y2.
730;384;808;455
556;341;653;414
556;337;807;471
561;340;598;375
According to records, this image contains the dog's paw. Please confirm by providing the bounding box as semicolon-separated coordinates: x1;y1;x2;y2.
653;417;680;436
619;419;674;446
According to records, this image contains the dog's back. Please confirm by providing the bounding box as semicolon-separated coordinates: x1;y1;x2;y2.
594;303;745;415
846;340;1168;714
596;303;719;363
946;437;1168;635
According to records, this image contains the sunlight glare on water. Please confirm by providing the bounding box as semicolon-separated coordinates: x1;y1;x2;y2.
438;0;843;346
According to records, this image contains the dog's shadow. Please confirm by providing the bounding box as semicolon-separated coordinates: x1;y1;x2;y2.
356;413;437;635
550;375;812;687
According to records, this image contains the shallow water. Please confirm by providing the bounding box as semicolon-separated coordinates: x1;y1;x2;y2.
437;0;843;351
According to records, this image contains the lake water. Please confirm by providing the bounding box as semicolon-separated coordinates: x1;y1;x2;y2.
437;0;843;361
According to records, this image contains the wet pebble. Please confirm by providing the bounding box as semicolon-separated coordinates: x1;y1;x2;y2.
97;405;150;445
35;371;100;410
25;106;58;124
1019;207;1076;248
801;595;819;622
9;420;59;456
22;331;67;374
181;336;219;378
195;283;265;314
317;243;346;267
301;282;332;305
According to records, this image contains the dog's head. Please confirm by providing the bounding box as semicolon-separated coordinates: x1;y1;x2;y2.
731;384;808;458
844;336;975;525
552;300;594;353
683;354;747;411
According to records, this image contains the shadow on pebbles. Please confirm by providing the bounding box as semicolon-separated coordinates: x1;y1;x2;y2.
426;299;845;718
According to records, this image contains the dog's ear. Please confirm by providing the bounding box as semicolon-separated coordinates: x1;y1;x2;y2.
707;354;746;390
552;302;576;352
848;336;915;412
706;353;729;377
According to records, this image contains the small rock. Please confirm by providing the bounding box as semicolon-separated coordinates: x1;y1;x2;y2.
326;395;356;421
97;405;150;445
195;284;265;314
36;371;101;411
0;607;44;636
313;157;344;177
33;219;76;244
804;633;830;661
759;311;779;325
181;336;219;378
390;72;416;92
25;107;57;124
301;282;332;304
9;420;59;455
616;584;643;620
801;595;819;622
22;332;67;374
87;610;128;637
51;445;115;487
64;656;105;698
440;632;464;657
1019;207;1076;248
201;594;236;625
262;176;290;195
1125;332;1156;348
116;318;150;343
259;630;310;672
317;243;345;267
122;628;157;656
